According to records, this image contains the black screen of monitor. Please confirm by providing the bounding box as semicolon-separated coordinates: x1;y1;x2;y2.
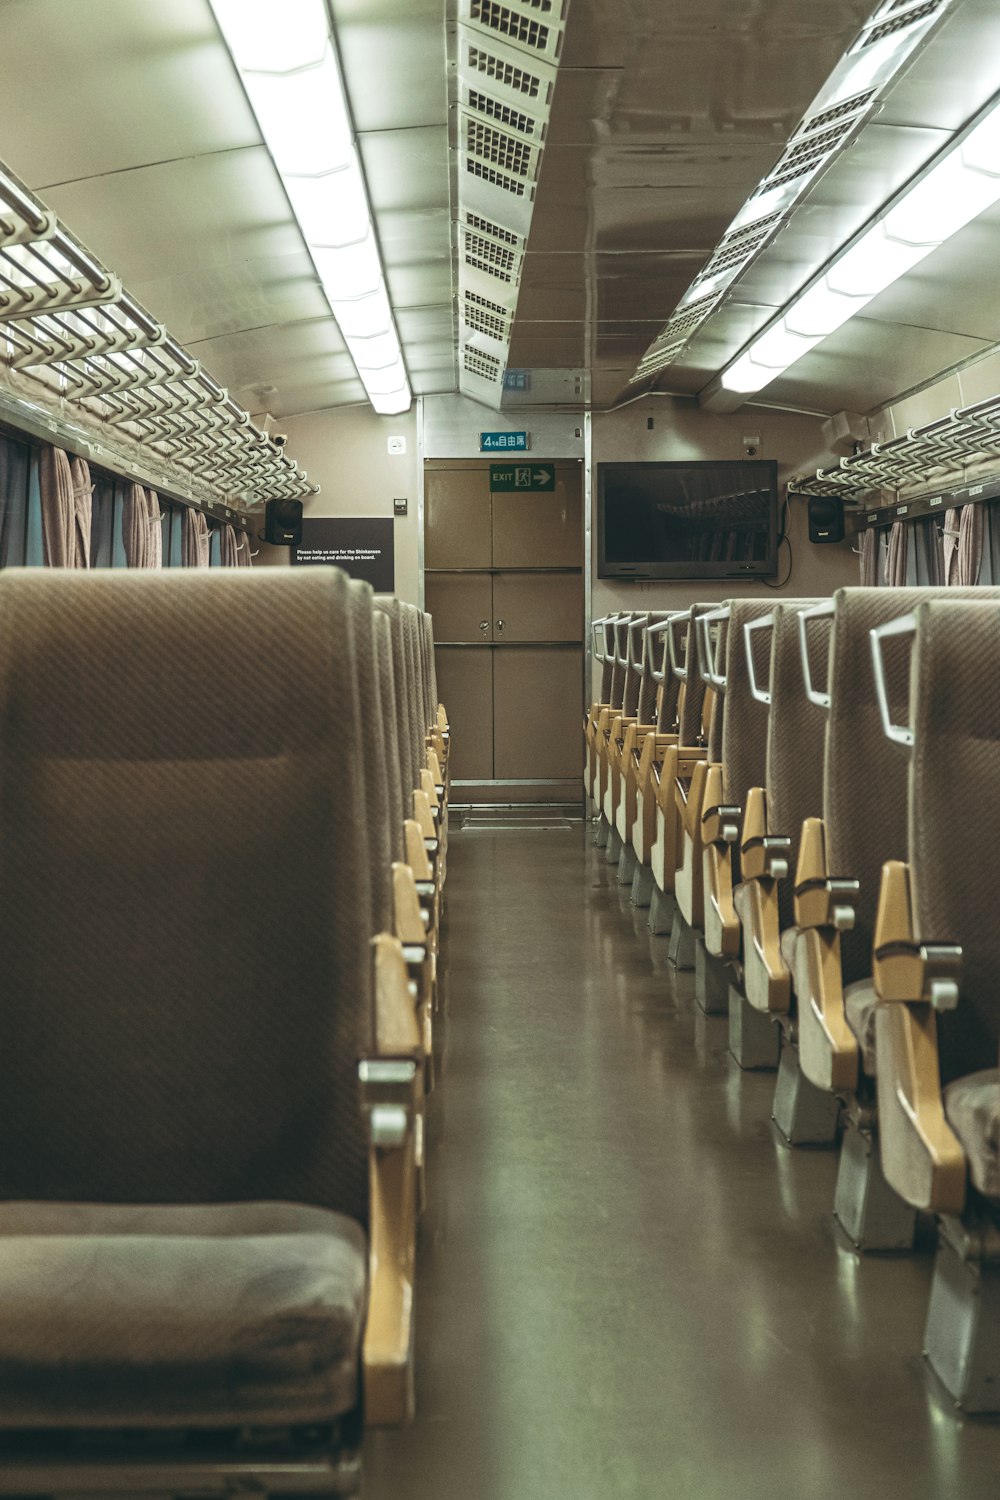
599;461;778;576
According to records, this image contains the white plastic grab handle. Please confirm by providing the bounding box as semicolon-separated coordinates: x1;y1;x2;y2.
743;614;775;706
644;611;686;684
797;599;835;711
591;614;616;661
666;610;693;681
627;615;649;673
697;606;730;694
869;613;917;753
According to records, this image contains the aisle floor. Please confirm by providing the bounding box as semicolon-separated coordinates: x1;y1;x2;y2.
365;825;1000;1499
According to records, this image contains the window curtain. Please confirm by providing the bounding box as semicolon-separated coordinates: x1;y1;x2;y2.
943;508;962;584
121;482;149;567
957;502;985;584
70;456;92;568
182;507;210;567
219;523;241;568
0;435;29;567
882;516;943;585
145;491;163;569
38;445;74;567
234;531;253;568
860;527;879;585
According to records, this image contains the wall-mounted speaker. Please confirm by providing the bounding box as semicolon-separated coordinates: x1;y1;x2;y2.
264;497;303;546
807;495;845;545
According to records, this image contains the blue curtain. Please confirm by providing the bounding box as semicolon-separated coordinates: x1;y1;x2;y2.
0;435;29;566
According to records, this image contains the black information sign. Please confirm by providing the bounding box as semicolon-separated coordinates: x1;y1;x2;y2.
291;517;395;592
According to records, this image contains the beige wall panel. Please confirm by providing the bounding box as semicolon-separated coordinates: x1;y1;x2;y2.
493;648;583;780
425;574;494;644
424;467;492;568
436;648;493;782
493;573;583;643
258;406;420;602
491;465;584;567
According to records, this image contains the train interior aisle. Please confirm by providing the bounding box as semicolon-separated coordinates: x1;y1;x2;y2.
366;825;999;1500
3;0;1000;1495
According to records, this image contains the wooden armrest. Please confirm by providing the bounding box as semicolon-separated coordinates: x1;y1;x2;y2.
873;861;961;1008
794;818;859;931
700;764;740;847
871;861;966;1213
360;1056;419;1426
740;787;791;881
405;818;435;884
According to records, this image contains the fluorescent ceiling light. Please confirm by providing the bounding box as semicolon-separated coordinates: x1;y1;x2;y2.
722;95;1000;395
209;0;412;416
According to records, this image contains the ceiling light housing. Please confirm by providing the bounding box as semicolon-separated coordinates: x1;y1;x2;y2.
209;0;411;416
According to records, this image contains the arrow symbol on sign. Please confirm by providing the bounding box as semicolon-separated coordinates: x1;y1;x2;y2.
533;470;548;484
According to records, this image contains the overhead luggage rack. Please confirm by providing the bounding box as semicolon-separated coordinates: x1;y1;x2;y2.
792;392;1000;521
0;164;317;513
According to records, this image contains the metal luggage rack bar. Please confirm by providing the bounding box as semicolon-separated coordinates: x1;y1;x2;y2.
791;392;1000;514
0;161;318;511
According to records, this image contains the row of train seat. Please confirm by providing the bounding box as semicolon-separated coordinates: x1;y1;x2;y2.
0;567;448;1494
586;589;1000;1412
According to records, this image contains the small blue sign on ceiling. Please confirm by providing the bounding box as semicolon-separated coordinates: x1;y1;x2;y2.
480;430;528;453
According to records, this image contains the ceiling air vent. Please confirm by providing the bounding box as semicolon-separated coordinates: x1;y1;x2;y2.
470;1;551;53
631;340;687;383
860;0;944;47
463;345;503;380
463;294;510;339
663;292;723;342
467;119;535;178
693;211;785;287
799;89;877;136
465;211;522;248
463;228;520;276
466;44;543;99
466;157;528;197
467;89;538;137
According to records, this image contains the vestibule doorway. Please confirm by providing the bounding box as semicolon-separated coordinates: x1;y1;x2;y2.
424;459;584;804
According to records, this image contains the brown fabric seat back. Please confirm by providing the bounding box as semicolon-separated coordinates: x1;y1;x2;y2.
0;569;372;1222
610;617;632;710
765;599;826;929
597;617;616;702
910;598;1000;1083
638;612;672;725
623;614;650;718
375;611;406;861
423;612;438;719
826;587;1000;986
401;605;424;790
677;604;715;746
720;600;779;801
348;580;393;936
376;597;414;808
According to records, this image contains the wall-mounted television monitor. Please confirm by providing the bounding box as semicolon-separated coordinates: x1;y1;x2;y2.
597;460;779;580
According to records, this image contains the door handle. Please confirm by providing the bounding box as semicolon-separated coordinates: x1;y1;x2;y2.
479;619;490;633
495;618;506;634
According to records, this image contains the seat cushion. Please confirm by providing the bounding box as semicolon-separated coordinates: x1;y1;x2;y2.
844;979;879;1079
944;1070;1000;1201
0;1201;367;1429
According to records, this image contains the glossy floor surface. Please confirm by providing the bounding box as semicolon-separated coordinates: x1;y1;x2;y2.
365;824;1000;1499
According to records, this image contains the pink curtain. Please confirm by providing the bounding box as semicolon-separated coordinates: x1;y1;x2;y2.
121;483;149;568
69;456;92;568
957;503;984;585
182;507;210;567
219;523;240;568
39;446;75;567
146;491;163;569
943;508;961;584
884;521;908;586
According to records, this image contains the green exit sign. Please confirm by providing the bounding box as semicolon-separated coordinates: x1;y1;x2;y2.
490;463;555;493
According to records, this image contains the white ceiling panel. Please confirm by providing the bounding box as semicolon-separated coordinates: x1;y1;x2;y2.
184;319;364;419
0;0;259;188
333;0;449;132
39;151;304;286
